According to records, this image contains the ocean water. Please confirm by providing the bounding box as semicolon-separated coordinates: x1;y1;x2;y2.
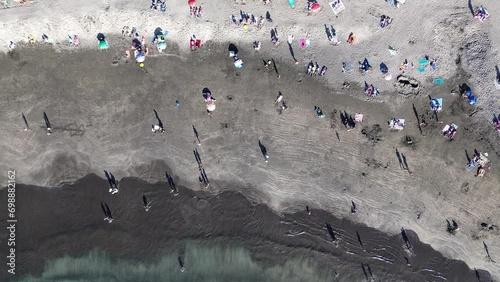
18;243;332;282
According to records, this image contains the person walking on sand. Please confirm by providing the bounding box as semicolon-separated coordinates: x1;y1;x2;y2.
347;32;356;45
43;112;52;135
142;195;153;211
22;113;29;131
258;140;270;162
153;109;165;133
275;92;283;103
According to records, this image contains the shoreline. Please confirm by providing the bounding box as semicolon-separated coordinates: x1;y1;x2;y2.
0;173;492;281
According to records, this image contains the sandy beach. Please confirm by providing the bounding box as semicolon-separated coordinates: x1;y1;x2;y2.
1;0;500;280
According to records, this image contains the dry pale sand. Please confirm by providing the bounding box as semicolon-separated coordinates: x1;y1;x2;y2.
1;0;500;279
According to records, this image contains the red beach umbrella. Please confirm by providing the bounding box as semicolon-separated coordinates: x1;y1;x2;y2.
188;0;196;7
310;3;321;12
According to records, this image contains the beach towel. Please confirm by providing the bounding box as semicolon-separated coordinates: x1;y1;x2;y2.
442;123;458;133
342;62;353;73
288;0;295;8
417;58;428;73
234;57;243;68
433;78;445;84
466;161;477;173
329;0;345;15
389;118;405;130
418;58;429;65
388;46;397;56
495;79;500;90
354;113;363;123
157;42;167;50
98;40;109;49
430;98;443;111
468;95;477;105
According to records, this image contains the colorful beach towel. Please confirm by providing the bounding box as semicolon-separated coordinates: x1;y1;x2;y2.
329;0;345;15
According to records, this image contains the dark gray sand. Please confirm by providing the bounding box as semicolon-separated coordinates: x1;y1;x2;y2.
1;37;500;280
0;173;492;281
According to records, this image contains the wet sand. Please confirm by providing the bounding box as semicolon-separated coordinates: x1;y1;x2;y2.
0;39;499;280
0;173;492;281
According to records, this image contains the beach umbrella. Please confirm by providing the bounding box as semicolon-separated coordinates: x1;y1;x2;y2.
97;33;105;41
310;3;321;12
188;0;196;7
380;62;388;74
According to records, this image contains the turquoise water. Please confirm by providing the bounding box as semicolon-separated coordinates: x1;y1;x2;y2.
19;242;332;282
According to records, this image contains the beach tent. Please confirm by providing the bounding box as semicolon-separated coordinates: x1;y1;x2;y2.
329;0;345;15
389;118;405;131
